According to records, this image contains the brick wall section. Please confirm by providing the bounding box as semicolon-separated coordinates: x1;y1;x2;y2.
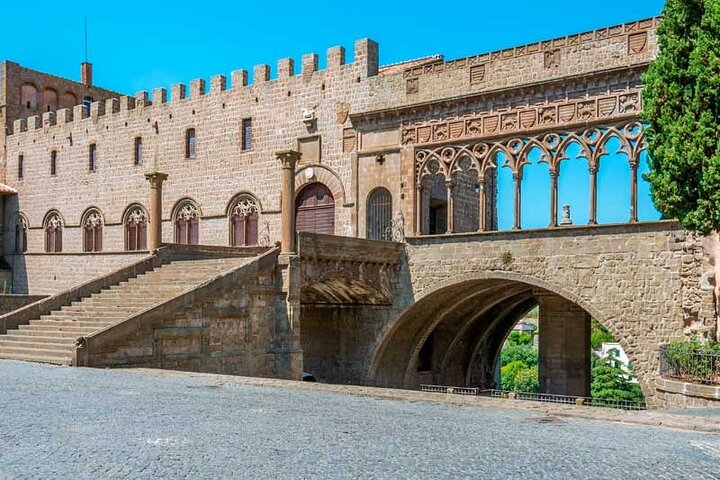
6;252;147;295
0;294;47;314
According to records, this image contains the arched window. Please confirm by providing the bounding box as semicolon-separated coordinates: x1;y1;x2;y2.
60;92;77;110
124;205;148;251
20;83;38;109
15;215;28;253
367;187;393;240
44;212;63;253
229;195;260;246
174;200;200;245
42;88;58;112
185;128;196;159
295;183;335;235
82;209;103;252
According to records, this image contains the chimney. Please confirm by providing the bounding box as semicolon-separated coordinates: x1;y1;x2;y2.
81;62;93;87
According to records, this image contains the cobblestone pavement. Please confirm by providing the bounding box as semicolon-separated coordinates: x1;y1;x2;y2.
1;361;720;479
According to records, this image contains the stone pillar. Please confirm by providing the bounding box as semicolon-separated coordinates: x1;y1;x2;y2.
538;294;591;397
277;150;301;253
477;177;486;232
512;171;522;230
549;169;558;228
588;166;598;225
144;172;168;251
415;183;423;236
445;179;454;234
630;162;639;223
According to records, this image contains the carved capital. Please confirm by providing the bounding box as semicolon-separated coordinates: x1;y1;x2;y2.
144;171;168;188
276;150;302;169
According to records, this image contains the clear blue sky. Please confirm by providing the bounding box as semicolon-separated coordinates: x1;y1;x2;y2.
0;0;667;226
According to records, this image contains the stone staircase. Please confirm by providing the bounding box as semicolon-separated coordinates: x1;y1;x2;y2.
0;256;255;365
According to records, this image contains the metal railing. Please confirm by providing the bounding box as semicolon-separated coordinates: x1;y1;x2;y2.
659;345;720;386
420;384;647;411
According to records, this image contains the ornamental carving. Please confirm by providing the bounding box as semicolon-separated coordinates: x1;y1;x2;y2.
403;18;658;79
127;207;147;225
176;202;199;221
16;215;28;230
231;197;260;218
414;121;646;182
83;210;103;228
45;213;62;230
401;88;642;146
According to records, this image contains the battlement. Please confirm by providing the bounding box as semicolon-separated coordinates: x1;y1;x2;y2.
7;38;379;138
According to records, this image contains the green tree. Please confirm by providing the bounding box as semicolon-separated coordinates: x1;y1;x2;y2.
590;319;616;350
590;351;644;403
507;331;533;346
643;0;720;234
500;344;538;367
500;360;539;393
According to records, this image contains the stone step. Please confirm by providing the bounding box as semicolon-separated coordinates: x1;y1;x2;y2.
39;313;127;322
0;344;72;358
0;351;71;365
16;325;99;336
0;338;74;350
31;319;113;328
1;334;77;344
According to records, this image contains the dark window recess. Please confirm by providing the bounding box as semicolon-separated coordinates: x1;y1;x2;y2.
50;151;57;176
186;128;196;159
88;144;97;172
367;188;393;240
241;118;252;150
18;155;23;179
134;137;143;165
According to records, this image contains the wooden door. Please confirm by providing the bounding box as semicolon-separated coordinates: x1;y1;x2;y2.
296;183;335;235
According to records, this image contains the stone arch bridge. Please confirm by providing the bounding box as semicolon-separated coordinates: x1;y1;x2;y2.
293;222;716;409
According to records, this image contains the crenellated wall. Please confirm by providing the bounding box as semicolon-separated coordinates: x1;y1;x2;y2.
2;17;662;294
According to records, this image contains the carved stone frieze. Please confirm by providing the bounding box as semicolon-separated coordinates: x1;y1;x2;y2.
401;88;643;146
414;121;646;182
402;17;658;79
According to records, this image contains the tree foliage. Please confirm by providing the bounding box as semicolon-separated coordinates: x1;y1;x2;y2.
590;319;616;350
590;352;644;403
643;0;720;234
500;344;538;367
500;361;539;393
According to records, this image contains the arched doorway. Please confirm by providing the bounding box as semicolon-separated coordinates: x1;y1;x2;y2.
368;275;646;400
296;183;335;235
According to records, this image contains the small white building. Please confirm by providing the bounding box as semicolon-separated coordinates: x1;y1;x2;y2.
597;342;637;383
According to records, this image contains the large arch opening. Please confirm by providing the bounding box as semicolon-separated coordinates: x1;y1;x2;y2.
370;275;648;401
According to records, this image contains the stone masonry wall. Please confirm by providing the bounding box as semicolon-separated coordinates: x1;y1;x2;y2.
81;261;300;380
397;221;715;407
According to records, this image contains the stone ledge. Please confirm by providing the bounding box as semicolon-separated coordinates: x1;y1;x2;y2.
657;377;720;401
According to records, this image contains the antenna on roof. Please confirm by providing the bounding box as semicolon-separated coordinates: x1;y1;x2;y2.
83;16;88;63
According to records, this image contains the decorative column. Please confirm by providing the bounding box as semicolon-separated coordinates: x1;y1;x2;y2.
144;172;168;251
276;150;301;253
549;169;558;228
588;166;598;225
477;177;486;232
629;161;639;223
415;183;423;236
445;179;454;234
512;171;522;230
